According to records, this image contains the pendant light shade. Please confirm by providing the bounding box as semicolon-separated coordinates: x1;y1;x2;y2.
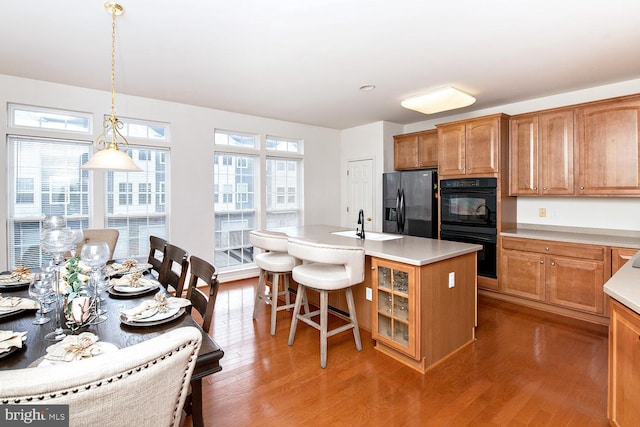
401;87;476;115
81;2;141;173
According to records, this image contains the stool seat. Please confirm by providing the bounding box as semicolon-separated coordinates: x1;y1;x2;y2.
255;251;299;273
291;263;350;290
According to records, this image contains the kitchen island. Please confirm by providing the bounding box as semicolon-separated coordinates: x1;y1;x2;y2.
272;225;481;373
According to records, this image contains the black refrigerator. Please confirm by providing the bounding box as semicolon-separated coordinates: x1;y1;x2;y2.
382;169;438;238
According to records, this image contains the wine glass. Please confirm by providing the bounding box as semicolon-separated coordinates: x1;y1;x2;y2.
41;217;76;341
28;279;51;325
69;229;85;258
81;242;110;324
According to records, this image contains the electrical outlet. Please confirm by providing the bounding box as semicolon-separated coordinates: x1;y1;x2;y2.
538;207;547;218
365;287;372;301
448;272;455;288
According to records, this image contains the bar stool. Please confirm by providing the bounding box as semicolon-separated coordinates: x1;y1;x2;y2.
251;230;305;335
287;237;365;368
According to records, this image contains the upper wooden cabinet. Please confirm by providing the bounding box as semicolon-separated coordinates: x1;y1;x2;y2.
393;130;438;170
576;96;640;195
510;109;574;195
437;114;509;177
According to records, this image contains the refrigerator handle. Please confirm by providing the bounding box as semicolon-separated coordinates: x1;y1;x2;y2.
399;189;406;232
395;189;401;231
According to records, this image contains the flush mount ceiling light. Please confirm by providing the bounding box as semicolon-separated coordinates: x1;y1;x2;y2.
401;87;476;115
82;2;141;172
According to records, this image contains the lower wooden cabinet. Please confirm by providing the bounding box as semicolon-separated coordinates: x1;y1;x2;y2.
370;253;477;373
608;298;640;426
500;237;608;316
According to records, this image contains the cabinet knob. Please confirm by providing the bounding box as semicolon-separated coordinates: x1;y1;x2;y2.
371;266;376;270
533;187;537;190
540;260;544;264
545;247;550;251
543;187;548;190
580;186;585;190
551;262;556;266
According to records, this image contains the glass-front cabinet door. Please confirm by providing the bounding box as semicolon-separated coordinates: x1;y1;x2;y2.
371;257;418;359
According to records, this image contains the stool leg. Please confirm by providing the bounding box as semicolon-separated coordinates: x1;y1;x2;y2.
320;290;329;368
284;274;291;307
253;269;265;320
345;287;362;351
288;284;306;346
270;273;280;336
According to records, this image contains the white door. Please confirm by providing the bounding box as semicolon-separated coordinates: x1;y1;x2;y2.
347;159;374;231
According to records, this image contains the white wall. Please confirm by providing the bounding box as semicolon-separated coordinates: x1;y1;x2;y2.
0;74;341;269
400;78;640;231
339;121;403;231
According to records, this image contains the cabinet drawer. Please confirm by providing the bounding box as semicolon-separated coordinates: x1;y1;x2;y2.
502;237;605;261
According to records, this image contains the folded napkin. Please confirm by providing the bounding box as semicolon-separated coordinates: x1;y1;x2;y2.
106;260;152;276
45;332;103;362
0;266;35;284
0;330;27;354
111;272;156;289
0;296;39;312
120;293;191;322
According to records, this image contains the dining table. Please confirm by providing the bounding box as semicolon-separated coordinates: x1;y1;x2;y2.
0;269;223;427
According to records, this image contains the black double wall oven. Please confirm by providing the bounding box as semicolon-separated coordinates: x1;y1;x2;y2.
439;177;497;279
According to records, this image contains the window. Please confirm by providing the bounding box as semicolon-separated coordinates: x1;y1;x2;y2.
106;146;169;260
213;130;302;272
109;117;170;141
138;150;150;161
16;178;35;204
214;131;257;270
10;104;92;134
139;183;151;204
215;131;256;148
266;157;302;229
118;183;133;205
7;135;90;269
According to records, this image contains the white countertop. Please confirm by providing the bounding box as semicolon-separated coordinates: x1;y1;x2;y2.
604;252;640;315
272;225;481;266
501;224;640;249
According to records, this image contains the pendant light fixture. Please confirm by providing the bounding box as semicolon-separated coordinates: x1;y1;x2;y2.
82;2;141;172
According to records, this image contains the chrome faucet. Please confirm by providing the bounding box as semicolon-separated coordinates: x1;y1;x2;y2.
356;209;365;239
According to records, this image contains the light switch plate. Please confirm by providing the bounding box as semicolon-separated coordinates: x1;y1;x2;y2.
448;272;455;288
365;287;372;301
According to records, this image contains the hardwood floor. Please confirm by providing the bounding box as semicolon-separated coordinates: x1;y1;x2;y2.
190;279;609;426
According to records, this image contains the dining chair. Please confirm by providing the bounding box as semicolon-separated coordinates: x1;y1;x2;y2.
0;326;202;427
183;255;220;427
250;229;305;335
147;235;167;278
159;243;189;297
287;237;365;368
76;228;119;260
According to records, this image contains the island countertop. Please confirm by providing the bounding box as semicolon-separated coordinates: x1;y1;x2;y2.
272;224;481;266
604;252;640;315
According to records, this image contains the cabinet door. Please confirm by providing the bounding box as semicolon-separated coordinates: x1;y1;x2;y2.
577;98;640;195
510;115;539;195
540;109;574;195
418;130;438;168
611;247;638;274
546;256;605;314
466;117;500;174
394;134;420;170
608;299;640;425
371;258;418;359
438;124;466;176
500;249;545;301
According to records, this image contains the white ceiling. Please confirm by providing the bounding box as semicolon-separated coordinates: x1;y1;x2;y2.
2;1;639;130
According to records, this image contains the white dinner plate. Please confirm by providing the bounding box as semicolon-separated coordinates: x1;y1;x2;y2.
36;342;120;367
113;283;157;293
120;307;185;327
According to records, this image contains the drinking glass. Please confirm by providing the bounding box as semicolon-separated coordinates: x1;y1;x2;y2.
28;280;51;325
81;242;110;324
69;229;85;258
